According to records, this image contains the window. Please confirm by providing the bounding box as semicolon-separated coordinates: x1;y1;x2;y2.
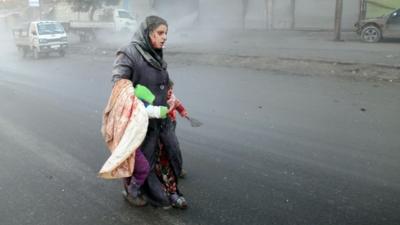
37;22;65;35
118;11;133;19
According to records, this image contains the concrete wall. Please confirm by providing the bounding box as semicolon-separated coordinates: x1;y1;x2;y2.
273;0;292;29
197;0;359;30
199;0;242;29
295;0;359;30
131;0;155;22
245;0;293;29
341;0;360;30
245;0;266;29
49;0;360;30
123;0;199;29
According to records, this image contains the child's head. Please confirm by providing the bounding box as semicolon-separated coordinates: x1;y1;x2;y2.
168;79;174;89
167;79;174;99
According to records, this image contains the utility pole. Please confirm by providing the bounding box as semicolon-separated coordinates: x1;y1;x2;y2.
359;0;367;21
38;0;42;20
265;0;273;30
242;0;249;30
290;0;295;30
28;0;41;20
334;0;343;41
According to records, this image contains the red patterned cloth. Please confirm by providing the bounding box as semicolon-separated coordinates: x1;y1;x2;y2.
99;79;148;179
155;144;177;194
167;93;188;121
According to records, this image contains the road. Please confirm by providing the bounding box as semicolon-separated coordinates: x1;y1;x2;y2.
0;35;400;225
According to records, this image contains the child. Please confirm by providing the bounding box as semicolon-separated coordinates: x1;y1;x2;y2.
167;80;188;130
167;80;188;178
123;84;168;206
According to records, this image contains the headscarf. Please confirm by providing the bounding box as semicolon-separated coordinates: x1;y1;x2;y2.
131;16;168;70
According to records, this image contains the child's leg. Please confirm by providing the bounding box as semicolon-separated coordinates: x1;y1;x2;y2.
127;150;150;197
134;150;150;186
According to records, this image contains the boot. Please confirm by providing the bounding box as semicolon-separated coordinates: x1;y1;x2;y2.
123;183;147;207
169;193;188;209
179;169;187;179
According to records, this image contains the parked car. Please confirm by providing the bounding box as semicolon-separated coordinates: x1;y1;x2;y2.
13;21;68;59
354;8;400;43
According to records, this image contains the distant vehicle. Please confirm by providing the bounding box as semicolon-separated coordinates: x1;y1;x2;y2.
354;8;400;43
61;9;138;42
13;21;68;59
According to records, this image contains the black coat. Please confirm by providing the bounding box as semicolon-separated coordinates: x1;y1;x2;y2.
112;44;169;107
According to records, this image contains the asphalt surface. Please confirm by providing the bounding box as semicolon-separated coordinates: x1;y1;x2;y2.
1;37;400;225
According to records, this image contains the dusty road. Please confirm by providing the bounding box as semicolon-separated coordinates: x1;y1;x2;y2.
0;34;400;225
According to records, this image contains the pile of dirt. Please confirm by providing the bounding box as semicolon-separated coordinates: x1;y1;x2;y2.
68;45;400;83
166;52;400;83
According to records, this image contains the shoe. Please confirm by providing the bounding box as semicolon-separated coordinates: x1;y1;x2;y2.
179;169;187;179
122;190;147;207
169;193;188;209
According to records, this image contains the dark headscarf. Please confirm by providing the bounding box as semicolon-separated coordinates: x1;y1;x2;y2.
132;16;168;70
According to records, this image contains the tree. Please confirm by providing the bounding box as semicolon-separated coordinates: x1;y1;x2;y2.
359;0;367;21
290;0;296;29
242;0;249;29
334;0;343;41
67;0;121;21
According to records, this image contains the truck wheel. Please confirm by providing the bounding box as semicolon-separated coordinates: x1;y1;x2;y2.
33;48;40;59
361;25;381;43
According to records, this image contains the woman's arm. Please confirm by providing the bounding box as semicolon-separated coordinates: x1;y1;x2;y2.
112;53;134;82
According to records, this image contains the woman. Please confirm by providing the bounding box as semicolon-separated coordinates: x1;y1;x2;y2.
112;16;186;209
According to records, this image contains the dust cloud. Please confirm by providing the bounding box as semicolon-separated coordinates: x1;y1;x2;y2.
0;20;16;58
0;1;248;57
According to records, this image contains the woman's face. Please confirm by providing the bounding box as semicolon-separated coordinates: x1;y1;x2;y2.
149;24;168;49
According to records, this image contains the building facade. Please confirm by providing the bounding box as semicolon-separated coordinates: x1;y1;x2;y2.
198;0;360;30
45;0;362;31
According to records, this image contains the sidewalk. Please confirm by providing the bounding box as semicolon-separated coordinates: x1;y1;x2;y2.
71;29;400;67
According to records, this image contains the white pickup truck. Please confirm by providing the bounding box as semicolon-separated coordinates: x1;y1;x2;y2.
13;21;68;59
62;9;137;42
